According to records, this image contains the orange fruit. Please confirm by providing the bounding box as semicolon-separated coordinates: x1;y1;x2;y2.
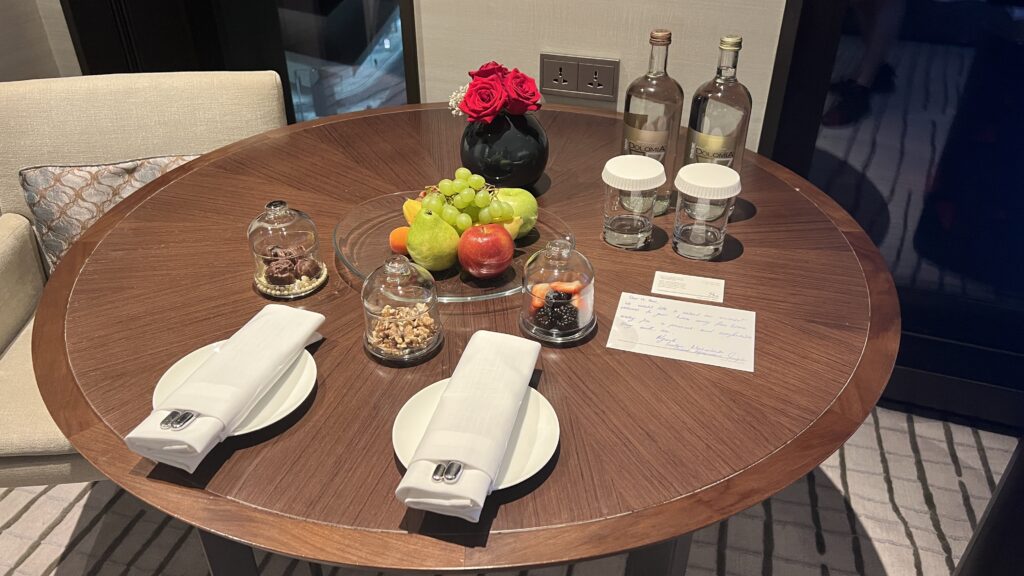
550;280;584;294
529;283;550;310
389;226;410;255
572;296;588;315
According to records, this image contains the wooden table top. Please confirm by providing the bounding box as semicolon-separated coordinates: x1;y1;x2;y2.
33;104;900;572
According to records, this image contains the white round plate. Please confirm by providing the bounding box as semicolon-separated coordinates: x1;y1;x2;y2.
392;379;560;490
153;341;317;436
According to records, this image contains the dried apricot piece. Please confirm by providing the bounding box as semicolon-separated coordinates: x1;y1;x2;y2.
389;226;410;255
550;280;583;295
530;283;551;298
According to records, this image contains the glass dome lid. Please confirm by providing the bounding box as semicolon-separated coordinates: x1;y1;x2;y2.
361;254;438;310
247;200;327;299
248;200;318;241
361;255;443;363
520;239;596;344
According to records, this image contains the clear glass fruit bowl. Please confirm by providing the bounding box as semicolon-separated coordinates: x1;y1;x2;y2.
334;191;573;303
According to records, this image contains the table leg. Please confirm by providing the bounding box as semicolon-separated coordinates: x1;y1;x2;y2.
199;529;258;576
625;533;692;576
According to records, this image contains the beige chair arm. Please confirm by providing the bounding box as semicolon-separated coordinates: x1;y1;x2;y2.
0;213;44;352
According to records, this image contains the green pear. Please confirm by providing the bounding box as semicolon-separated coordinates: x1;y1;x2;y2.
406;209;460;271
495;188;538;238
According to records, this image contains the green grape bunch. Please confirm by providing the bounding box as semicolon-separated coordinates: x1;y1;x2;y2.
419;167;517;233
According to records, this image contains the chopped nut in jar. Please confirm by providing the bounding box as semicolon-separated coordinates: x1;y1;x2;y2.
368;303;438;356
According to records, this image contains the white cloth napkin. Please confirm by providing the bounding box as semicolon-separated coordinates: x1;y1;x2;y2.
125;304;325;473
395;330;541;522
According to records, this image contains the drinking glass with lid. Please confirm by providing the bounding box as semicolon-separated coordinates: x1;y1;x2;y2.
602;155;667;250
671;164;742;260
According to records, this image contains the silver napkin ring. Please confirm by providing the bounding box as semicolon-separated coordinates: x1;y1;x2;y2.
159;410;198;431
431;461;463;484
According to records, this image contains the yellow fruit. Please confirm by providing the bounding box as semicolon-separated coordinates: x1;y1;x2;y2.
502;216;523;239
495;188;538;238
402;199;422;226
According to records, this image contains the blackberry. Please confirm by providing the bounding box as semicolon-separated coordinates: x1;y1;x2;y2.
550;303;579;330
533;306;555;330
546;290;573;303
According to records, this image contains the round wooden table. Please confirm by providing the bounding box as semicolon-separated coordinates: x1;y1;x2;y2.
34;104;900;574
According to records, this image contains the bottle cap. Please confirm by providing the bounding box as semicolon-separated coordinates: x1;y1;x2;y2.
674;164;741;200
720;35;742;51
602;155;667;191
650;29;672;46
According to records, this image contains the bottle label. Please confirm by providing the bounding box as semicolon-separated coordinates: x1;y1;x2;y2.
624;124;669;161
686;129;736;166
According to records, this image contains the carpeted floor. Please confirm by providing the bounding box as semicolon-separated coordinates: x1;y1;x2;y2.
0;407;1016;576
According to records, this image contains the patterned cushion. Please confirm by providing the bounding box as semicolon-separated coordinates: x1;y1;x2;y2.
19;155;197;273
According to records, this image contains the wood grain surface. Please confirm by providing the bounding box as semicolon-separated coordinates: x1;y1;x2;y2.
32;104;900;572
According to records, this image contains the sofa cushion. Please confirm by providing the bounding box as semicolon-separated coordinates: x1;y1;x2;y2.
0;213;44;353
0;453;101;488
20;155;196;273
0;318;76;458
0;71;286;221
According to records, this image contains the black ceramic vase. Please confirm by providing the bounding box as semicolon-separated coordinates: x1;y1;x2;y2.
460;113;548;190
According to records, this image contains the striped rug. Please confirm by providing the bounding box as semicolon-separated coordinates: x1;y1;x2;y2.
0;407;1016;576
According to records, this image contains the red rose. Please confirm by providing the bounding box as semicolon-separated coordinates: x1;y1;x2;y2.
469;61;509;81
459;76;507;123
503;68;541;115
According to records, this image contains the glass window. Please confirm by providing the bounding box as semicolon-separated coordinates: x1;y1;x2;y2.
808;2;1024;391
277;0;408;121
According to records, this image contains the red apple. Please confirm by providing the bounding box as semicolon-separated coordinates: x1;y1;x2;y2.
458;224;515;279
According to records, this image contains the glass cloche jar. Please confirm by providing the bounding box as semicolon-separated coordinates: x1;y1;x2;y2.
520;239;596;343
362;255;443;363
248;200;328;299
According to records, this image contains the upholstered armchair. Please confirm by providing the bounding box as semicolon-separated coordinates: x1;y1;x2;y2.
0;71;287;487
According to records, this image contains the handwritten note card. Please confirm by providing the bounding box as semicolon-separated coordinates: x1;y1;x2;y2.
651;271;725;302
606;293;756;372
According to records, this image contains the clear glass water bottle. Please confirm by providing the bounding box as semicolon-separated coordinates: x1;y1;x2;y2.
622;29;685;216
684;35;753;170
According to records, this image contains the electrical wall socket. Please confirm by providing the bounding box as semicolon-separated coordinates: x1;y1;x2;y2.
539;53;618;104
540;55;578;93
578;57;618;100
